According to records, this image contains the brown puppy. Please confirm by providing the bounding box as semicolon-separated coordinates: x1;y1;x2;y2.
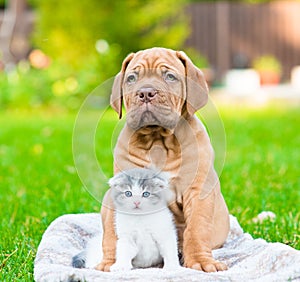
97;47;230;272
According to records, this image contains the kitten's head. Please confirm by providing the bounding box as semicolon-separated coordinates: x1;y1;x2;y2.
109;168;173;215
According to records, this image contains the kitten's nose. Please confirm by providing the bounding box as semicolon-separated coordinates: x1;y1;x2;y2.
134;201;140;207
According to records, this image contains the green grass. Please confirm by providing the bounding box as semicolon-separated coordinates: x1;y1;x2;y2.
0;104;299;280
219;105;300;247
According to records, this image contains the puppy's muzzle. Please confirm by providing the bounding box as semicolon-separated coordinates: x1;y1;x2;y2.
137;87;158;103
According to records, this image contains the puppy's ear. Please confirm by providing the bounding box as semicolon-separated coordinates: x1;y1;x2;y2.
110;53;135;119
176;51;208;116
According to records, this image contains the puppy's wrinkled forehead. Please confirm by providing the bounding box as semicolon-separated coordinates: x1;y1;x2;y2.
125;49;185;75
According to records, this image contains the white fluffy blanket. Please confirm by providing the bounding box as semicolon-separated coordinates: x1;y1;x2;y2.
34;213;300;282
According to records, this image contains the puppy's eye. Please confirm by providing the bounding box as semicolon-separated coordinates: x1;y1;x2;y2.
126;73;138;84
165;72;177;82
124;191;132;197
142;191;150;198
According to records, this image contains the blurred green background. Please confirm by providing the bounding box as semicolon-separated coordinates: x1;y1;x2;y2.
0;0;277;110
1;0;194;110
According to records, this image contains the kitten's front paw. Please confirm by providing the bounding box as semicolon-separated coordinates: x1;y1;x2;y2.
110;262;132;272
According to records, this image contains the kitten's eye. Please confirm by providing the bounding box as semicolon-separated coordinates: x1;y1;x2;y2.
164;72;177;82
142;191;150;198
126;73;138;84
124;191;132;197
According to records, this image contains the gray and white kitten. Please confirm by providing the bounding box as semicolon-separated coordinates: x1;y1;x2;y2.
72;167;180;271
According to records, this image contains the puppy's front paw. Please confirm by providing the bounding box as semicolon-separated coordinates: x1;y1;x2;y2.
110;262;132;272
95;259;114;272
185;257;227;272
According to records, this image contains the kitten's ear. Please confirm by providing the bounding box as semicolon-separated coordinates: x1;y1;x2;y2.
154;177;175;204
108;173;123;188
108;176;115;187
108;177;122;201
155;172;176;203
158;171;171;186
153;177;169;190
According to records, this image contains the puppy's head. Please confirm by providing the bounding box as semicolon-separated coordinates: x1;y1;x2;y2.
110;47;208;130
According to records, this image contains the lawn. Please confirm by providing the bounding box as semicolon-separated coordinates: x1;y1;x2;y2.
0;103;299;280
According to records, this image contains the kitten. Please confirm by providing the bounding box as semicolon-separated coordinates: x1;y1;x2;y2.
72;167;180;271
109;167;180;271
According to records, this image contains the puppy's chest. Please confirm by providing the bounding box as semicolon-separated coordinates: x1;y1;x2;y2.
134;136;182;171
115;126;186;173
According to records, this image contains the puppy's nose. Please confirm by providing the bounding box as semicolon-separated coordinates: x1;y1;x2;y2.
137;87;157;103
